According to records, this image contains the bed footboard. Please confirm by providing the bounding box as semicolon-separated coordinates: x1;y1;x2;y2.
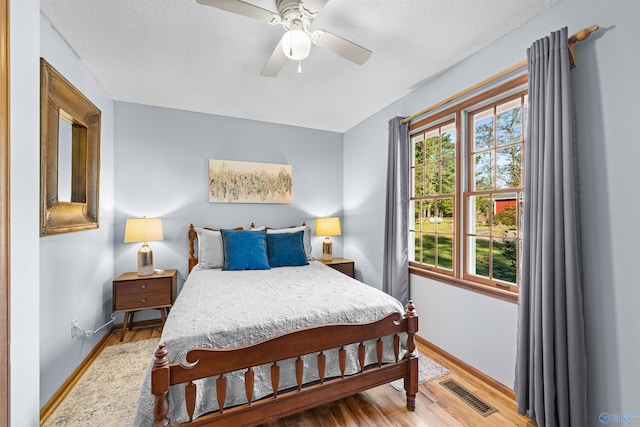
152;301;418;426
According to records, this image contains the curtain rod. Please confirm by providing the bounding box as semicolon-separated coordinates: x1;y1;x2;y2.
402;25;600;124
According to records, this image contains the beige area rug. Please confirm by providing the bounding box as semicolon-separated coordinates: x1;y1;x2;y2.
43;338;159;427
389;354;450;391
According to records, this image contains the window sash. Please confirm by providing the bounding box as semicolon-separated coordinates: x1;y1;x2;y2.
464;91;525;292
410;117;459;275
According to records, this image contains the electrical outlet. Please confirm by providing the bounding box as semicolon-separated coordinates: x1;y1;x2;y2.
71;319;78;339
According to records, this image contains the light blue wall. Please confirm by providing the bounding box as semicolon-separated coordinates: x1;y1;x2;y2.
343;110;391;286
113;102;344;304
343;0;640;425
38;14;116;407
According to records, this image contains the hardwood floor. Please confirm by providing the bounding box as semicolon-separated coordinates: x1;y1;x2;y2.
104;325;537;427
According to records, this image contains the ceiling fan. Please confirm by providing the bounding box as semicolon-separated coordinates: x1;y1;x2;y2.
196;0;372;76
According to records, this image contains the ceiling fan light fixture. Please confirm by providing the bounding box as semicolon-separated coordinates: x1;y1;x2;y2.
281;29;311;60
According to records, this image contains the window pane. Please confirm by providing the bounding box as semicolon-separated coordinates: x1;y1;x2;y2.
413;166;424;196
496;99;522;146
436;198;454;233
470;195;490;236
422;199;436;231
412;134;424;166
492;238;517;283
425;164;439;195
468;236;490;278
426;133;439;163
413;234;421;263
496;145;522;189
492;193;517;237
442;126;456;159
421;233;436;265
473;151;494;190
474;109;494;150
441;159;455;194
437;235;453;270
413;200;421;231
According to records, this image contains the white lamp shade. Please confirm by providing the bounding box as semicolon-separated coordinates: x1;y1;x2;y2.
124;217;164;243
282;30;311;60
315;217;341;237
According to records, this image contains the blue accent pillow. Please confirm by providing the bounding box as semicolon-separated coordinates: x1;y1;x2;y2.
266;231;309;268
220;229;270;271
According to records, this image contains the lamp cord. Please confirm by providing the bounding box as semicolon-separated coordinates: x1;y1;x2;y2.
73;313;116;339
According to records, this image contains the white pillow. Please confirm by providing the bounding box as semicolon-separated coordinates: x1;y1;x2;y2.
265;226;313;260
194;227;224;269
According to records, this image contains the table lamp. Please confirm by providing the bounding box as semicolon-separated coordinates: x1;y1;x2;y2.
315;217;341;261
124;217;164;276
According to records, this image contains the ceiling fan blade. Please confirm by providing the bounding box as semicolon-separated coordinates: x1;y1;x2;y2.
312;30;372;65
300;0;329;15
196;0;280;24
261;40;287;77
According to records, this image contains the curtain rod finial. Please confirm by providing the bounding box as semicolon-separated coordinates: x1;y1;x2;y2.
568;25;599;69
569;25;599;44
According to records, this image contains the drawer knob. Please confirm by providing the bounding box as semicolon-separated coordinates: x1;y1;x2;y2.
141;298;147;304
141;284;147;289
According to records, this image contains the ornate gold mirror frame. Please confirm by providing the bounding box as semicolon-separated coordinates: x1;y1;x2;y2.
40;58;100;235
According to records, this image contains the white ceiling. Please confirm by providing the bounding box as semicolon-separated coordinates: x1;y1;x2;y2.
40;0;558;133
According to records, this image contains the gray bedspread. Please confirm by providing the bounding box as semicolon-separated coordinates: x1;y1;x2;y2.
131;261;406;426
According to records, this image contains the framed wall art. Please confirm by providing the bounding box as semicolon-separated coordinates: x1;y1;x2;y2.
208;159;292;204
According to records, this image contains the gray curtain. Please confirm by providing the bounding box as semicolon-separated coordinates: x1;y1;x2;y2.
382;117;410;305
515;27;587;426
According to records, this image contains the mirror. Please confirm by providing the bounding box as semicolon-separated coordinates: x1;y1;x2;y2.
40;58;100;236
57;113;72;201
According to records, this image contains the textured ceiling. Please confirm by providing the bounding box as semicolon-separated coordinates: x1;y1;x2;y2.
40;0;558;132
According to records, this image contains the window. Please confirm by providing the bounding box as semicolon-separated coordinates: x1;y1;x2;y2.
409;77;527;300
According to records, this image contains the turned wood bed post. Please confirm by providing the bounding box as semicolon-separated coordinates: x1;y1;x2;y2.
152;344;171;427
403;300;419;411
188;224;197;273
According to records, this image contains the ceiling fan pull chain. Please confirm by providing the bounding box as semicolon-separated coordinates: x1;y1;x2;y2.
298;60;302;73
290;31;294;57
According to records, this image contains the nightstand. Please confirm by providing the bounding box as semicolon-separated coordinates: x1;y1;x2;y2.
113;269;177;341
318;258;355;278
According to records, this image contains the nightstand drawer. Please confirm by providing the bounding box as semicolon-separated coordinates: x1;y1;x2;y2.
319;258;355;278
329;262;354;278
114;278;171;311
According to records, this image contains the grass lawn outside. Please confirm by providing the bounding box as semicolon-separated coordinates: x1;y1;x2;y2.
413;220;517;283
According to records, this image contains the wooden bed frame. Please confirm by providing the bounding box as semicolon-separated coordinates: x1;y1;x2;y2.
150;224;419;426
